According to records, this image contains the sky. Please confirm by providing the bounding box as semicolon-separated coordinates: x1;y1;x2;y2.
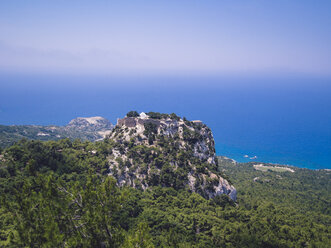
0;0;330;77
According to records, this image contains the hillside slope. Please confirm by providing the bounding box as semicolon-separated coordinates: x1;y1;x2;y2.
218;156;331;214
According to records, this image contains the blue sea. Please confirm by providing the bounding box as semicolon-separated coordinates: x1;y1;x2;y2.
0;73;330;170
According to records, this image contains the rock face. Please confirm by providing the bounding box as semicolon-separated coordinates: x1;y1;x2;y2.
107;112;237;201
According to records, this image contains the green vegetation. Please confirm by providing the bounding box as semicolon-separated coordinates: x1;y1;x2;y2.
0;125;63;148
126;111;140;117
0;139;329;247
143;122;158;135
169;113;181;121
218;157;331;215
147;112;167;119
146;112;180;120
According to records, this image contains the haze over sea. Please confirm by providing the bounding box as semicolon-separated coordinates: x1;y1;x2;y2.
0;73;330;170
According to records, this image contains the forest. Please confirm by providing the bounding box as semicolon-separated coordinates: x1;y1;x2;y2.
0;138;330;247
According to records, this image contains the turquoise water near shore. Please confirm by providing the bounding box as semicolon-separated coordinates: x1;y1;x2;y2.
215;143;329;170
0;74;330;169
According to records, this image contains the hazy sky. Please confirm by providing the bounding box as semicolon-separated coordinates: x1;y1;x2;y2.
0;0;330;76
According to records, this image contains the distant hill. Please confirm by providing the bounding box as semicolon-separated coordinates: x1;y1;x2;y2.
0;116;114;148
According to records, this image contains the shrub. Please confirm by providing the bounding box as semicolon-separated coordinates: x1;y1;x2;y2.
170;113;180;121
147;112;162;119
127;111;139;117
144;122;158;136
147;112;171;119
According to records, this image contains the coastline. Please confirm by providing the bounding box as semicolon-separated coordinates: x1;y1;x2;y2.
216;143;330;170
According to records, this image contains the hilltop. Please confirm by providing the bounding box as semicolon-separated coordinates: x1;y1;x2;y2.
107;111;236;200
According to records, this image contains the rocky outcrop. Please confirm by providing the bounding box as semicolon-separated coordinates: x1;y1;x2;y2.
107;112;237;201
